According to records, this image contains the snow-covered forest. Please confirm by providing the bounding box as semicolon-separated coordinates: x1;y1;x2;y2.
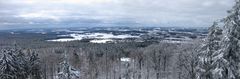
1;0;240;79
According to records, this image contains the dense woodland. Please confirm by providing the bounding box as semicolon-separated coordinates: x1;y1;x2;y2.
1;0;240;79
0;37;200;79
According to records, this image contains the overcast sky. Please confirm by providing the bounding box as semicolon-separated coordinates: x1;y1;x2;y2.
0;0;235;29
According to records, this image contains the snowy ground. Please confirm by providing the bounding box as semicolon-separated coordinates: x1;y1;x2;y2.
90;39;114;43
120;57;131;62
47;33;139;43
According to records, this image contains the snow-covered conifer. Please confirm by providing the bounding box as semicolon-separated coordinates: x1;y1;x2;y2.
216;0;240;78
0;48;27;79
27;50;42;79
58;52;80;79
196;22;223;79
198;0;240;79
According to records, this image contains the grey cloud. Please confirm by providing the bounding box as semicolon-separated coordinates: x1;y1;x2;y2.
0;0;236;29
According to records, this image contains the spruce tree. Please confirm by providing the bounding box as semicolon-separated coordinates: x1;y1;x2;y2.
0;48;28;79
196;22;223;79
58;52;80;79
27;50;42;79
0;46;42;79
200;0;240;79
0;49;19;79
218;0;240;78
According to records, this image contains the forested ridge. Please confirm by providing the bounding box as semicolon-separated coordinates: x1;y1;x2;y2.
1;0;240;79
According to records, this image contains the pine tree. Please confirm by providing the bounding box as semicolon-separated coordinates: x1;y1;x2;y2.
0;46;42;79
0;49;19;79
27;50;42;79
0;48;28;79
15;49;29;79
196;22;223;79
218;0;240;78
58;52;80;79
210;0;240;79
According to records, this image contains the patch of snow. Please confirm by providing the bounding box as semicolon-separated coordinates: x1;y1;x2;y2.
72;33;139;39
47;38;77;42
90;39;113;43
47;33;139;42
120;57;131;62
36;32;47;34
161;40;190;44
162;40;182;43
10;32;19;34
10;32;15;34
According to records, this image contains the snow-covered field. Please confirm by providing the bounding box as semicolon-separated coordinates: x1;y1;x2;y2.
47;33;139;43
90;39;113;43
